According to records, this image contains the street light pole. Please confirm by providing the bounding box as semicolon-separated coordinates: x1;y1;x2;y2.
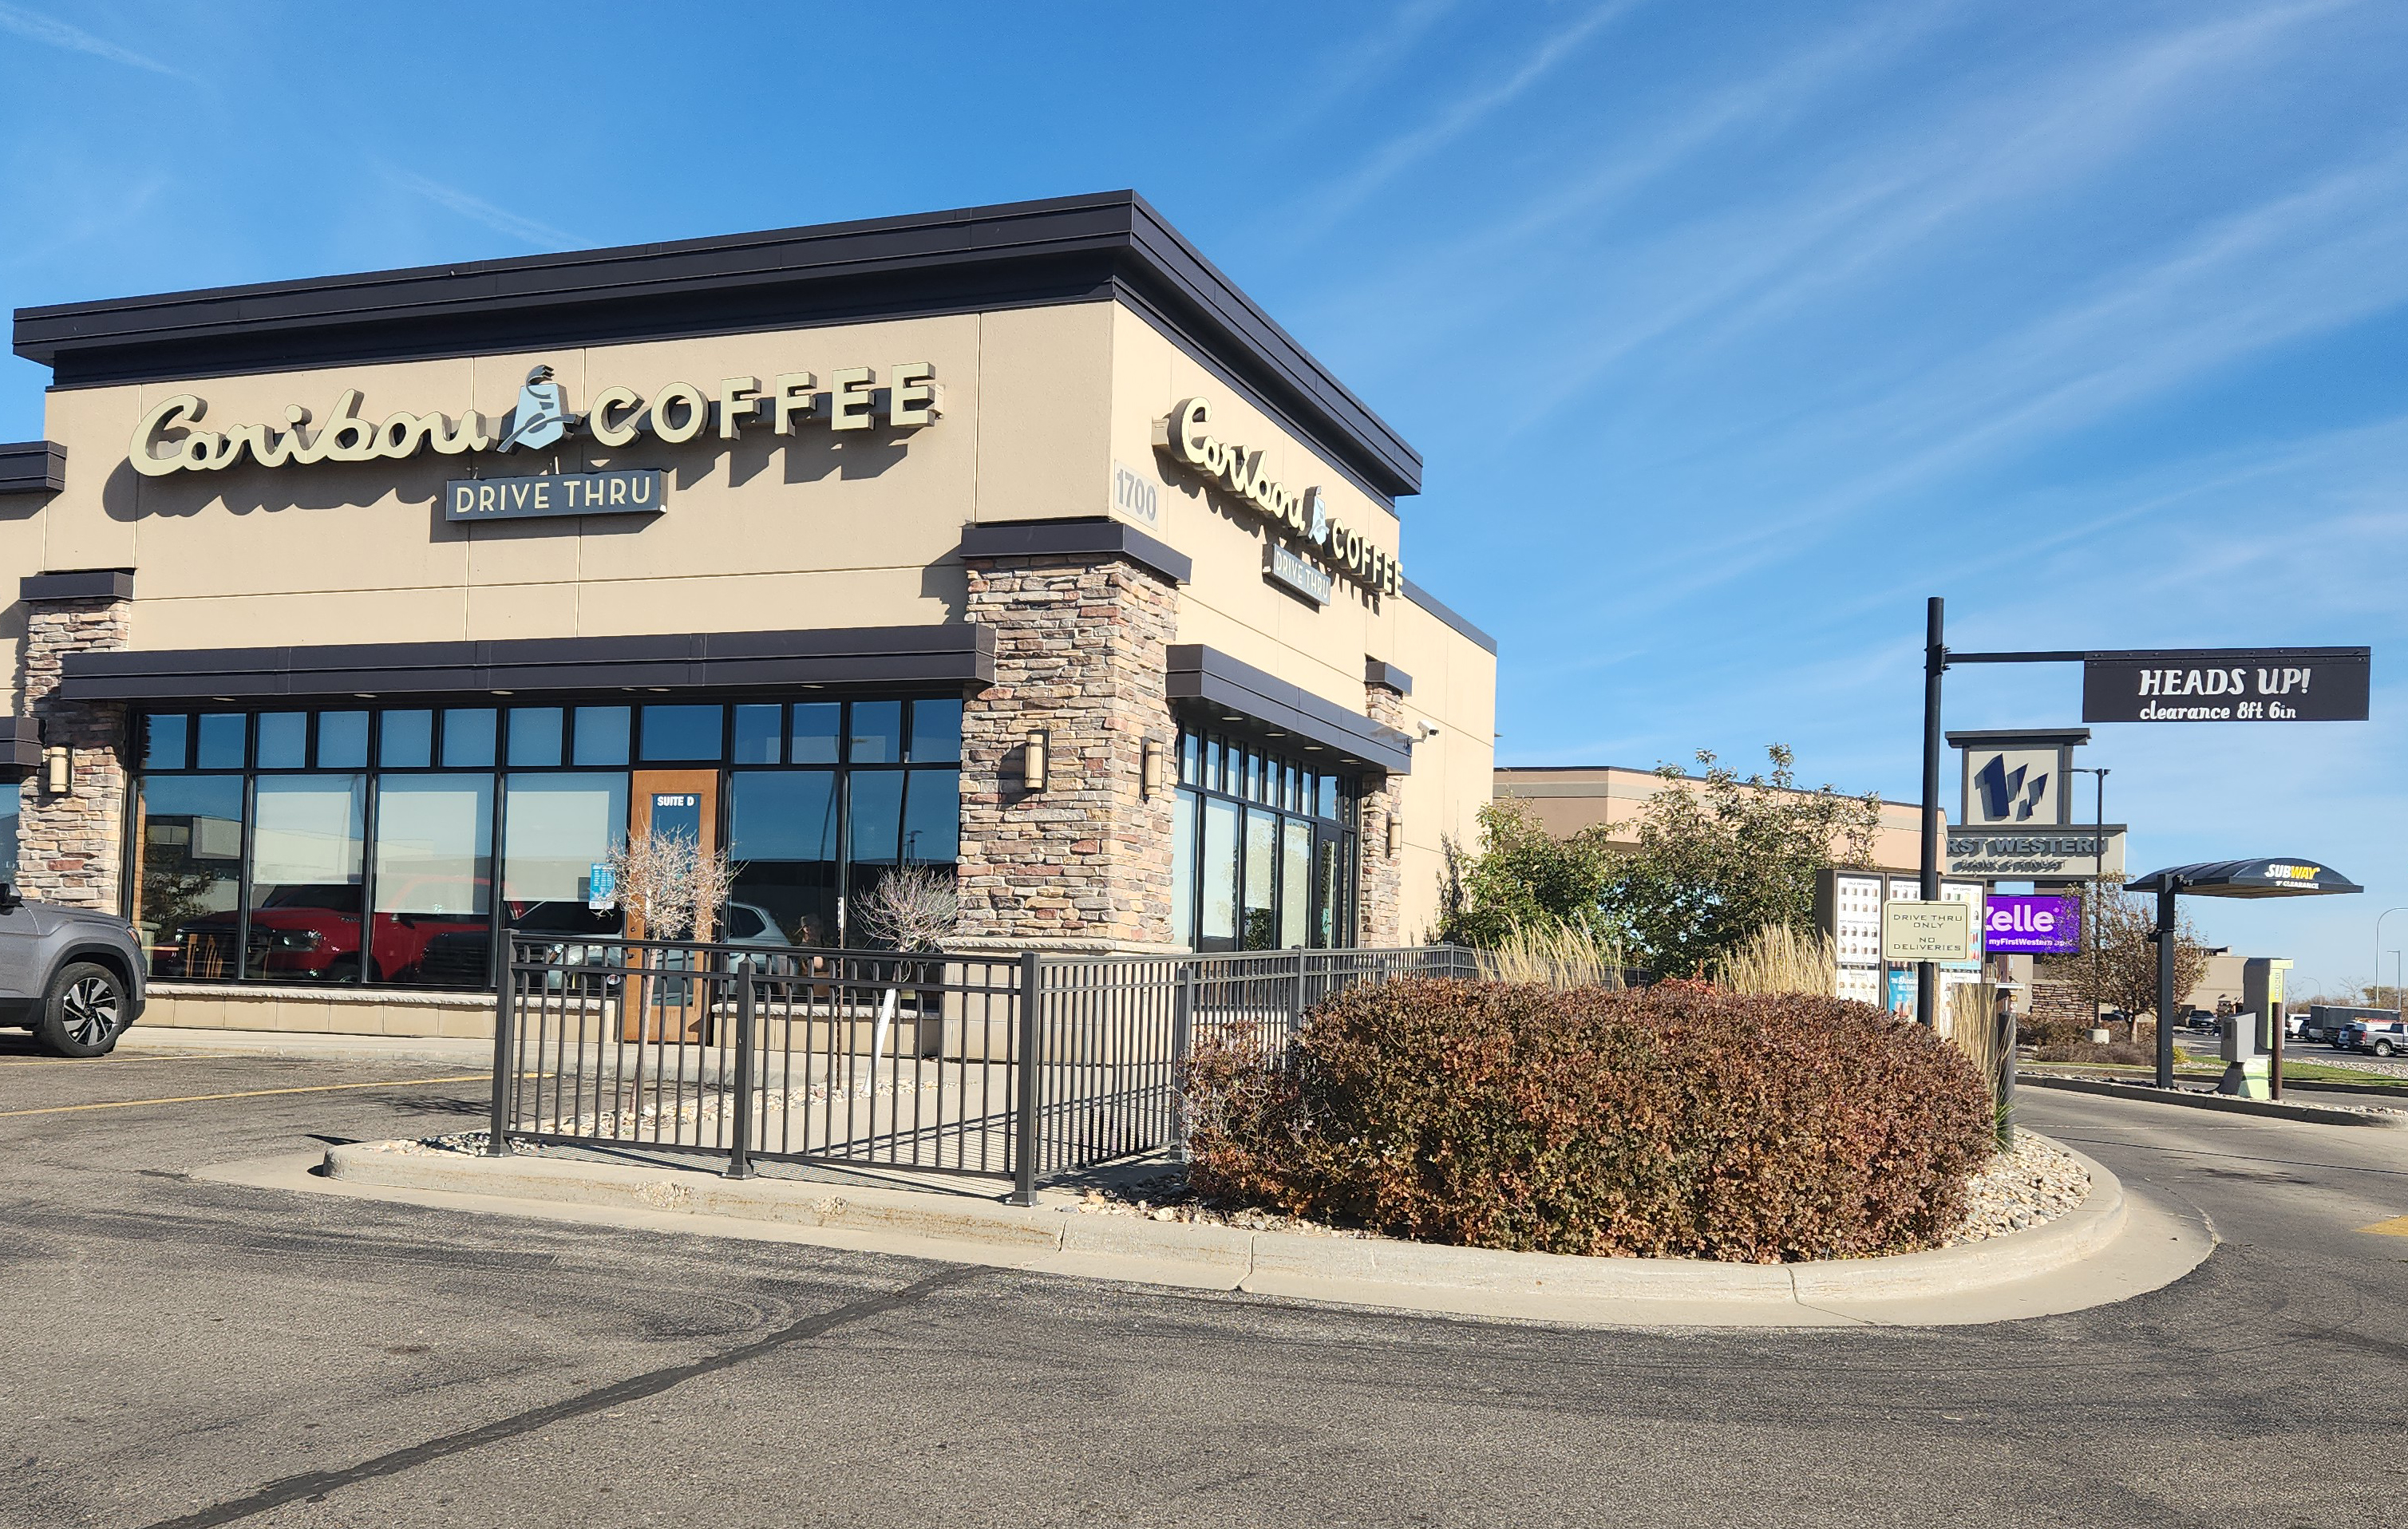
2375;907;2408;1014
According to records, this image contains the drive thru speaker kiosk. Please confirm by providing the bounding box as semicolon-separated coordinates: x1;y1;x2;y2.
2122;859;2361;1089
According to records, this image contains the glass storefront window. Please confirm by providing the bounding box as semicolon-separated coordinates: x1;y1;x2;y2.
1170;726;1358;952
907;699;962;763
729;769;839;948
508;708;563;768
318;711;369;768
848;770;904;865
732;705;781;764
246;776;366;982
640;705;723;762
442;709;497;768
504;773;627;935
791;703;840;764
850;701;901;764
125;692;972;982
901;768;960;864
1280;820;1311;950
1243;808;1276;949
0;780;17;882
371;775;493;987
144;714;188;769
380;710;433;768
572;706;631;766
197;713;247;769
1200;798;1238;945
255;713;307;770
135;774;245;979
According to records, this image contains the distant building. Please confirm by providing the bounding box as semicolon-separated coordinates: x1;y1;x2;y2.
1492;764;1925;875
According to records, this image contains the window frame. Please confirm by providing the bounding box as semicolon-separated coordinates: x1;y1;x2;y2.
122;690;970;986
1168;723;1360;953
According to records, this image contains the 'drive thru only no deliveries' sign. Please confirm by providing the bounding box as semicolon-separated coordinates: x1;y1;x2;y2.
2082;648;2369;723
1880;901;1979;962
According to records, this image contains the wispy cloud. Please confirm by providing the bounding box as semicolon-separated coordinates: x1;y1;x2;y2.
383;169;579;250
0;1;194;80
1288;2;1641;239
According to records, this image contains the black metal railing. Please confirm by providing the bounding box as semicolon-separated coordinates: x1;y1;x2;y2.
486;938;1474;1201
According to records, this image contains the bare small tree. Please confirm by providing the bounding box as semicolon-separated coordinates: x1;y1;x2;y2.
854;865;958;952
603;827;735;942
2037;875;2209;1025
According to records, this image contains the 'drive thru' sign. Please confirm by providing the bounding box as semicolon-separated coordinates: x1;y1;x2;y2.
2082;648;2369;723
1880;901;1977;963
446;470;666;522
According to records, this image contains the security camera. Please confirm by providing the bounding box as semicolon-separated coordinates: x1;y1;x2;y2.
1414;719;1442;740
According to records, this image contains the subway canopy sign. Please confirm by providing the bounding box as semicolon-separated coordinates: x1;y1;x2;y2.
2082;647;2370;723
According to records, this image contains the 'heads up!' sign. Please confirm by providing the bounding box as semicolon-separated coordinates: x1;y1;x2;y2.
1984;893;2082;955
2082;648;2369;722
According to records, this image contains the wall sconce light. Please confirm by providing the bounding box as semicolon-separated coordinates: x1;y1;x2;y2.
1022;729;1050;792
1141;738;1165;798
1385;812;1401;857
44;745;69;796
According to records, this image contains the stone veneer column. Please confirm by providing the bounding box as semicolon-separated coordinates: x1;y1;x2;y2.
955;550;1181;952
14;589;132;909
1356;677;1408;946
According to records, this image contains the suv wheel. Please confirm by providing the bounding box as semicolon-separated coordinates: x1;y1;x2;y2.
34;962;130;1058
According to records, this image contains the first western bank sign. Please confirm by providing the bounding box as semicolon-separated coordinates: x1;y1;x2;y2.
125;362;942;520
1156;397;1402;598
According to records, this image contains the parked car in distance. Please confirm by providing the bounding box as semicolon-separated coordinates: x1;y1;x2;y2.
2353;1019;2408;1057
0;882;148;1057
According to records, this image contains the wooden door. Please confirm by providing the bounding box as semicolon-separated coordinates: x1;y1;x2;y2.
622;770;721;1043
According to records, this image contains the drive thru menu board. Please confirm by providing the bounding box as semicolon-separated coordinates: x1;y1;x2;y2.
1824;872;1987;1016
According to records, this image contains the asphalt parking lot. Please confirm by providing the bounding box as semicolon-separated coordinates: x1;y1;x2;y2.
4;1034;2407;1528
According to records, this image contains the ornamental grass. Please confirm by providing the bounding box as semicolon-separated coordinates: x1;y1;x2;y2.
1181;978;1994;1264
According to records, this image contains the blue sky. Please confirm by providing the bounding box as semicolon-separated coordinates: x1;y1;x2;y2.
4;1;2403;991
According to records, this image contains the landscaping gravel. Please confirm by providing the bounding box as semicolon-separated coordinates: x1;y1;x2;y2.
1936;1129;2089;1247
1071;1130;2093;1257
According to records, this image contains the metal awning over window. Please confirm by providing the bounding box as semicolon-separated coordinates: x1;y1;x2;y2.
1166;643;1411;776
56;626;994;705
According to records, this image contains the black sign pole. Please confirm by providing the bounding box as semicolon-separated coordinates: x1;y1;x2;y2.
1918;598;1945;1029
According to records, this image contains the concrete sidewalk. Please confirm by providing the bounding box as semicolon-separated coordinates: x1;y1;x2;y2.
119;1025;498;1067
197;1133;2214;1329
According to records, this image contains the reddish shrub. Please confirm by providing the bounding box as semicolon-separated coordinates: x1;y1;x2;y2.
1182;978;1995;1263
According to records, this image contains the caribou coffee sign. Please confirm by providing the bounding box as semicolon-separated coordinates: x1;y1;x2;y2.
1156;397;1402;597
128;362;940;477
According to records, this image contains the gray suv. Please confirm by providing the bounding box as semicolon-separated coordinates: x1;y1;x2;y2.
0;883;147;1057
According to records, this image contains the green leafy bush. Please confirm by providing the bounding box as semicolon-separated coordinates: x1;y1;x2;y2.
1182;978;1994;1263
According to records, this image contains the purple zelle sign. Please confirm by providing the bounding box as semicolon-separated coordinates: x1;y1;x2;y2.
1983;893;2082;955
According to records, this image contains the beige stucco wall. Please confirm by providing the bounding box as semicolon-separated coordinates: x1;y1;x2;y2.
1100;306;1494;943
1494;766;1923;875
18;291;1498;950
25;306;1129;652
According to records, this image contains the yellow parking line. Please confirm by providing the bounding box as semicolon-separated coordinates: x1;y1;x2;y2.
2359;1215;2408;1237
0;1054;210;1067
0;1074;491;1118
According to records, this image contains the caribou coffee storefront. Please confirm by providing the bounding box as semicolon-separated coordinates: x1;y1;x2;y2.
0;192;1495;1033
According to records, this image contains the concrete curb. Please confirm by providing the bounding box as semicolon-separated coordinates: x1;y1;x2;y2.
2022;1073;2408;1128
322;1137;2136;1313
